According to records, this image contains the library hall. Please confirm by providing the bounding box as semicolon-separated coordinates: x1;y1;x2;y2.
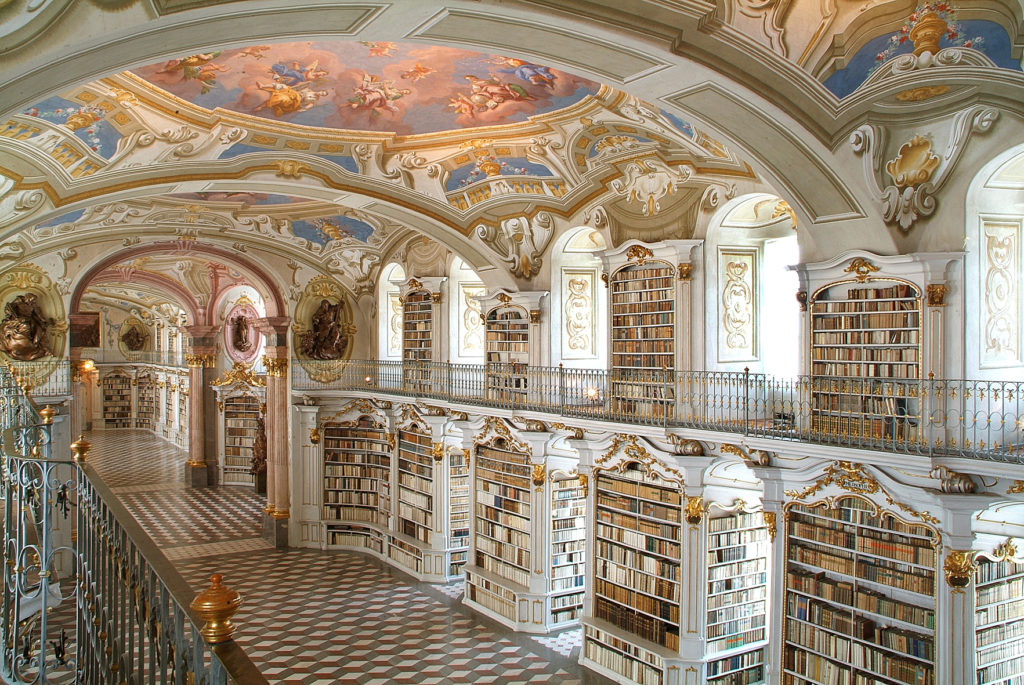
0;0;1023;683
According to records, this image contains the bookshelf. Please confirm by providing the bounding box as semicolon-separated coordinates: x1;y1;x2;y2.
397;422;434;547
402;289;433;390
135;373;154;430
608;261;675;420
706;506;770;685
550;474;586;627
102;372;132;428
223;395;259;486
322;416;392;531
485;306;530;404
449;446;470;577
163;381;174;439
975;554;1024;685
783;495;938;685
176;377;188;449
809;280;921;441
585;462;683;685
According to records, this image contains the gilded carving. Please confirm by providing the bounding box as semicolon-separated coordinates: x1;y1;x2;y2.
564;274;593;355
474;416;533;455
309;427;321;445
185;353;214;369
475;214;552;280
677;263;693;281
843;257;879;282
667;434;704;456
431;442;445;462
529;309;541;324
685;496;704;525
532;464;546;487
896;86;951;102
887;136;940;189
926;283;948;307
993;538;1018;563
762;511;777;541
551;422;584;440
275;160;311;178
624;245;654;265
943;550;977;589
577;473;589;498
721;255;754;357
796;291;807;311
596;434;684;483
210;361;265;387
1007;480;1024;494
772;200;797;229
929;465;976;493
262;357;288;377
301;298;350;360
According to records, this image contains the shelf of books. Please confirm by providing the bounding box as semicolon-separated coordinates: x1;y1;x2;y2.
583;462;683;685
465;436;534;626
448;446;470;577
402;290;433;391
706;506;770;685
975;553;1024;685
223;395;259;486
809;281;921;442
163;382;174;439
396;423;434;548
135;374;154;430
609;261;675;422
322;416;392;549
783;495;938;685
485;306;530;405
550;474;586;627
176;378;188;449
102;372;133;428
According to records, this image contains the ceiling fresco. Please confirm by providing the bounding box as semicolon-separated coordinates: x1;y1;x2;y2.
130;41;601;135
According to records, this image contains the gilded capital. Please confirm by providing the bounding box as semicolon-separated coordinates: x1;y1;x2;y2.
943;550;977;589
685;496;704;526
762;511;777;541
185;353;213;368
263;357;289;377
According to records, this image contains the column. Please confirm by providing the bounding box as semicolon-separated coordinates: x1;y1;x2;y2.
183;325;217;488
256;316;291;548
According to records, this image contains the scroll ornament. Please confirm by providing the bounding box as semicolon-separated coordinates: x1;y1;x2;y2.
476;213;553;279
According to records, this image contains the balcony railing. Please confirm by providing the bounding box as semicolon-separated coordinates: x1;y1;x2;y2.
293;360;1024;463
0;368;267;684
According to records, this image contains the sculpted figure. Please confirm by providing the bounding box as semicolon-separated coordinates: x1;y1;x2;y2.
301;298;349;360
120;325;147;352
0;294;52;361
232;315;251;352
251;414;267;477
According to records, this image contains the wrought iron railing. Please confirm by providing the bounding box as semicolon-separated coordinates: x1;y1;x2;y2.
5;360;71;399
292;360;1024;463
0;367;267;684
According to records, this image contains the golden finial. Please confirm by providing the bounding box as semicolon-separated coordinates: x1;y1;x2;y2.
70;435;91;462
189;574;242;644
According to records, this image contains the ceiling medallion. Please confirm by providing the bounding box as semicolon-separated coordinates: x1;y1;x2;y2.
895;86;951;102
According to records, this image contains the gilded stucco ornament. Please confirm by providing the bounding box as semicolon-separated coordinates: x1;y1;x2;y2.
475;213;553;280
926;283;949;307
685;496;705;525
762;511;777;541
943;550;977;589
850;106;999;234
611;158;690;217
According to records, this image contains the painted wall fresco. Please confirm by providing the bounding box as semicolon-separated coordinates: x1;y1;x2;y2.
444;155;553;191
22;95;122;157
131;42;600;135
825;17;1017;99
291;215;376;246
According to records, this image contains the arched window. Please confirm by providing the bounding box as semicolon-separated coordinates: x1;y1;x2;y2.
551;227;607;368
448;257;485;363
378;263;405;360
966;145;1024;379
705;194;799;377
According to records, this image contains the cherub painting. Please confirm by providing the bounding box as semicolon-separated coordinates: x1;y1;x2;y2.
254;81;328;117
401;63;435;82
484;56;556;88
463;74;535;110
269;59;328;87
360;41;397;57
348;74;410;115
236;45;271;60
158;52;230;94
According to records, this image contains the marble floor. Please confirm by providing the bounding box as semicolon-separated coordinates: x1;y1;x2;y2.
84;430;609;684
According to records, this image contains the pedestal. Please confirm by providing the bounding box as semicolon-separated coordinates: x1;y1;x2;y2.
185;461;208;488
263;512;288;548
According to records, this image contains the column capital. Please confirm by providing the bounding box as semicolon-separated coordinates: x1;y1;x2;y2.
185;353;215;368
262;356;288;377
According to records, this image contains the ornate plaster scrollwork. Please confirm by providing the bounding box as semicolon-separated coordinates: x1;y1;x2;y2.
850;106;999;233
136;125;202;161
611;159;691;217
0;175;46;231
476;212;553;279
616;95;657;124
929;465;977;493
864;46;996;86
383;152;443;188
700;183;737;212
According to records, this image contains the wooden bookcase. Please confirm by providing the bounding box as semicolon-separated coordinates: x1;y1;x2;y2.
397;422;434;546
101;372;132;428
176;377;188;449
975;555;1024;685
485;305;530;404
584;462;683;685
809;280;921;441
608;261;676;421
321;415;392;548
223;395;259;486
783;495;937;685
135;373;154;429
448;446;470;577
402;289;433;390
706;506;770;685
550;473;586;627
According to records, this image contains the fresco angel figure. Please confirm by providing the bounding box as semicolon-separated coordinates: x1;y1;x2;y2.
254;81;309;117
269;59;328;87
401;63;435;82
447;92;477;117
484;56;556;88
158;52;230;93
236;45;271;60
348;74;410;114
463;74;535;111
360;41;397;57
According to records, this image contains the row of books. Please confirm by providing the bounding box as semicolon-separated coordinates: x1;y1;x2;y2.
583;637;663;685
812;348;919;362
612;274;674;290
596;538;681;581
812;311;919;329
324;462;390;477
596;520;681;557
595;597;680;650
596;558;680;601
595;578;679;622
813;330;919;345
473;550;529;586
597;493;682;525
611;313;673;327
597;475;681;504
788;569;934;628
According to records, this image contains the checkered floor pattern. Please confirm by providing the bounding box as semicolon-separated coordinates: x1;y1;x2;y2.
85;430;607;683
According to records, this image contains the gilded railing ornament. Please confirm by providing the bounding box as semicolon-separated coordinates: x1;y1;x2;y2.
843;258;879;283
70;434;91;462
943;550;977;590
189;574;242;643
762;511;777;541
210;361;266;388
40;405;56;425
685;496;704;526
